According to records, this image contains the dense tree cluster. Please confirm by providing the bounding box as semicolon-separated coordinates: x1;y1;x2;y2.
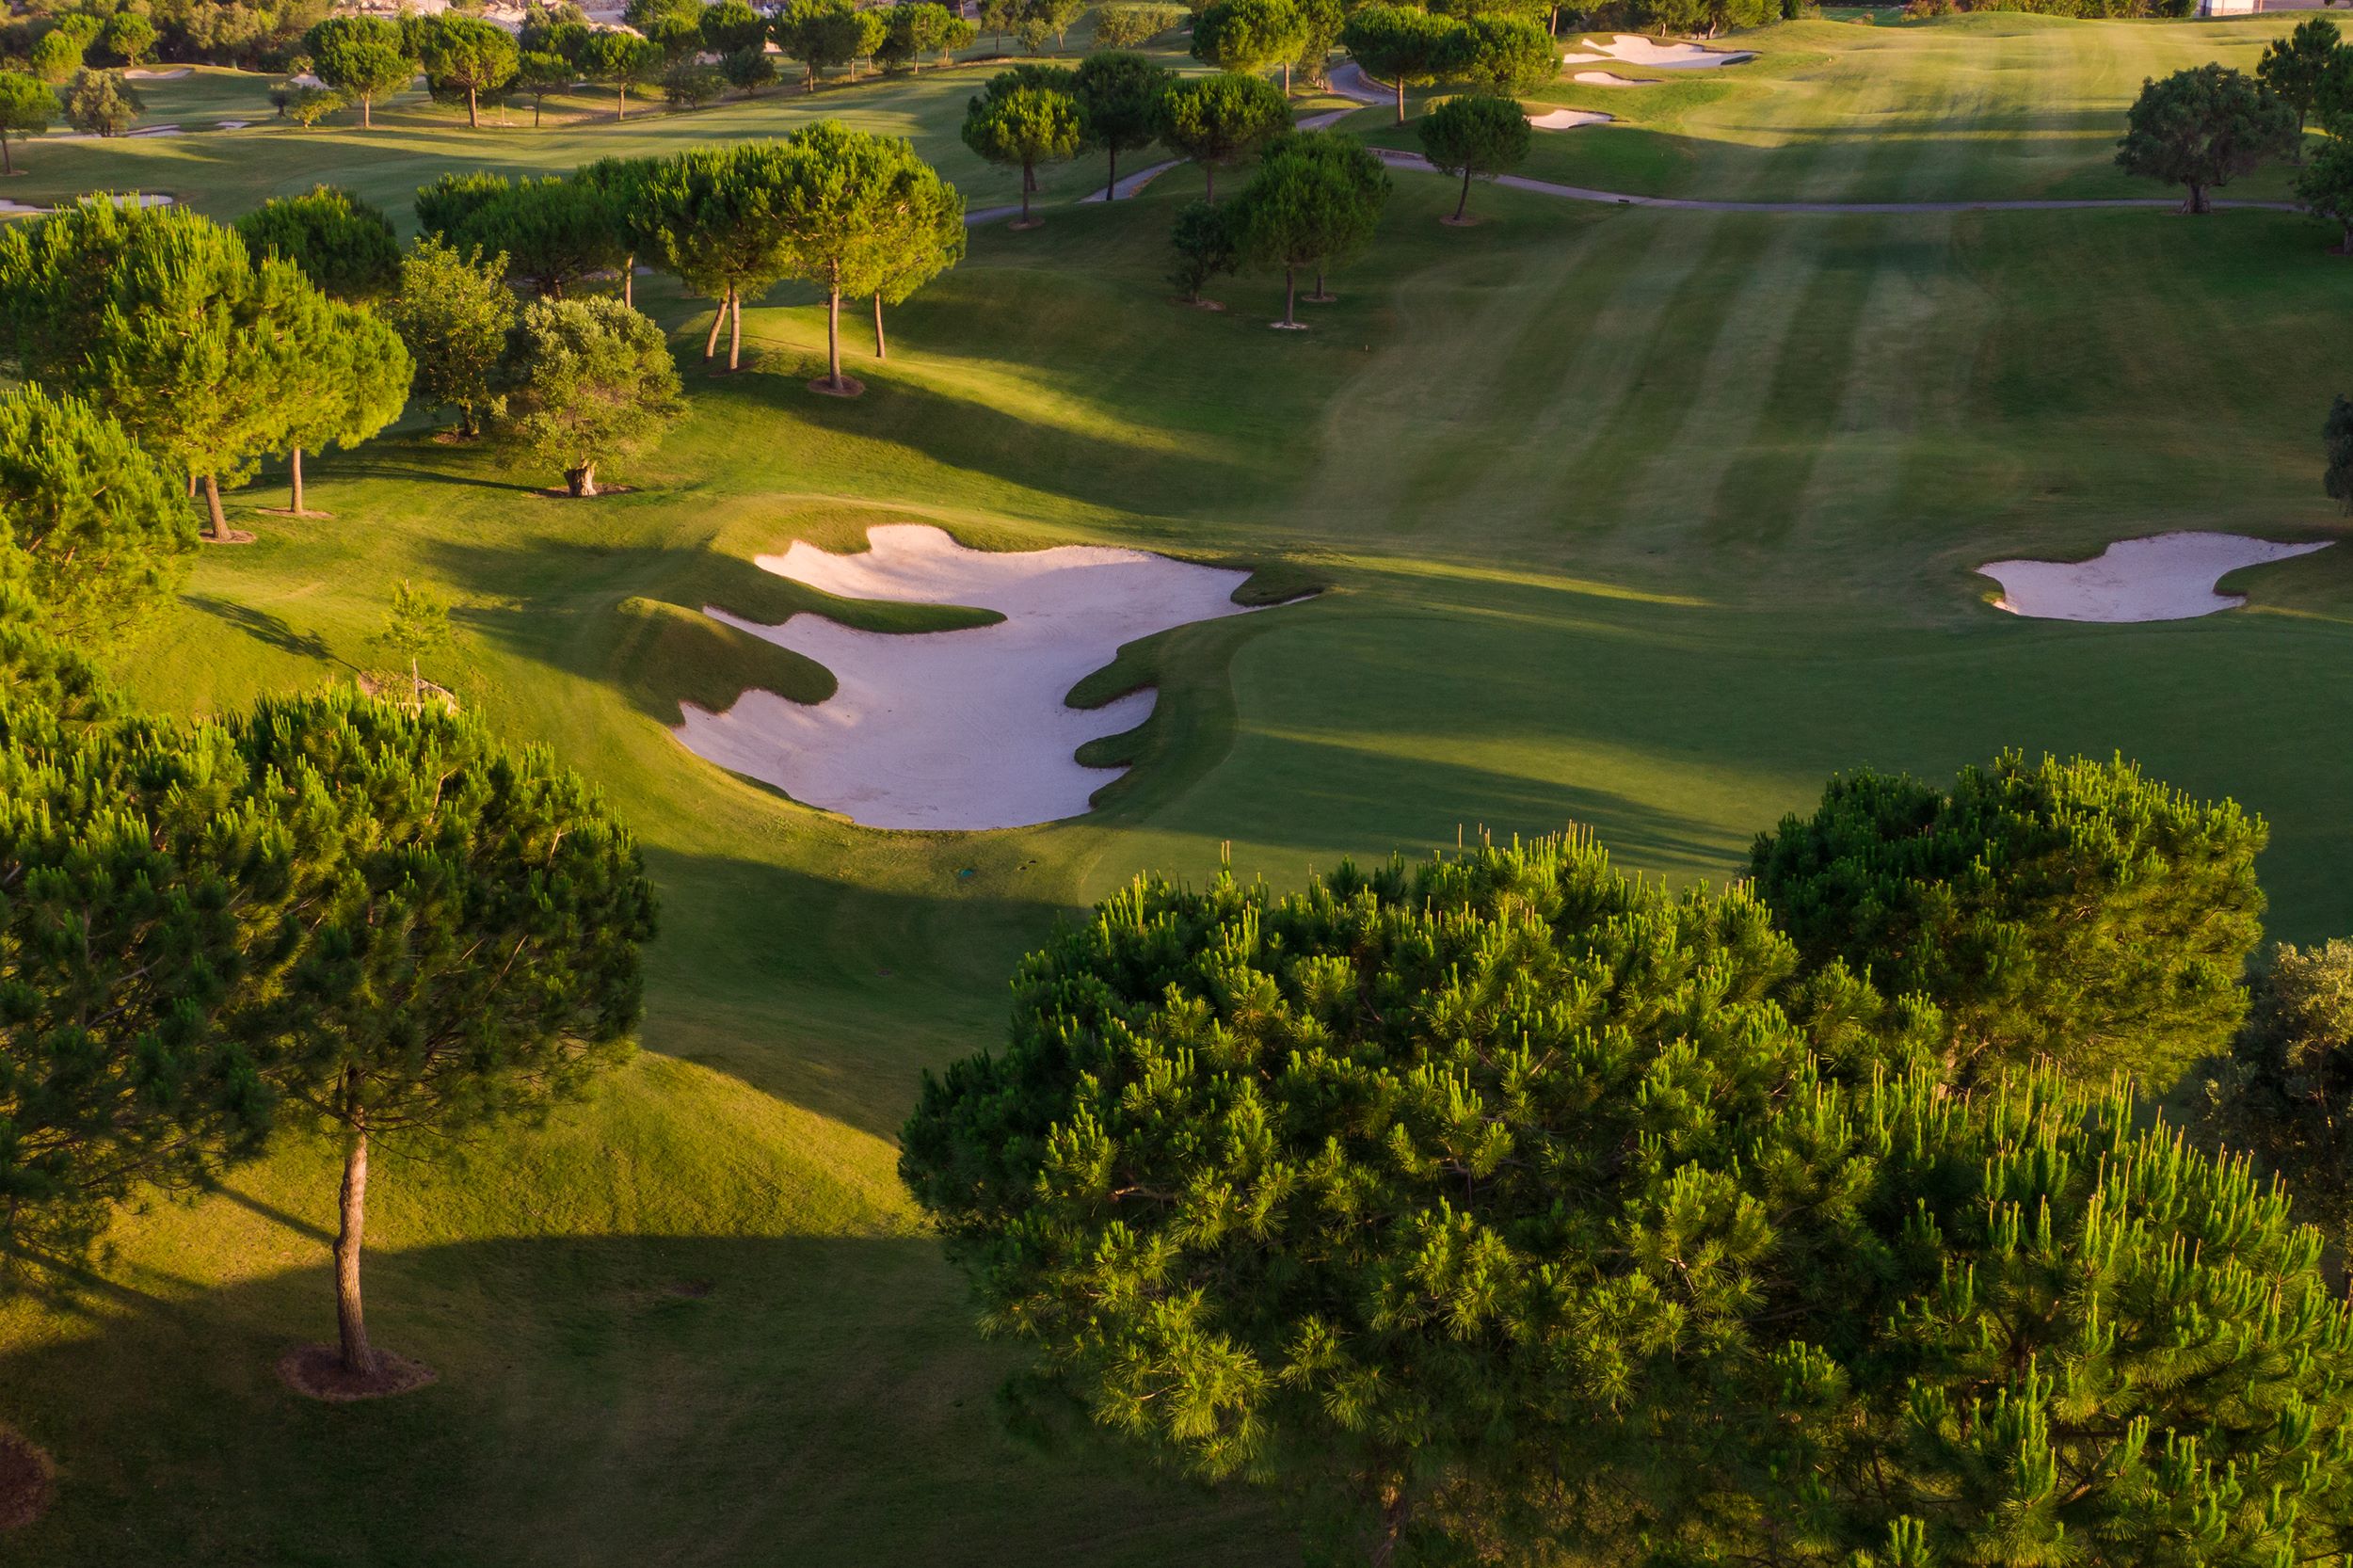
907;748;2353;1565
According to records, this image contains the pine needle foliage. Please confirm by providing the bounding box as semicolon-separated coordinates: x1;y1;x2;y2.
1751;752;2265;1085
904;833;2353;1567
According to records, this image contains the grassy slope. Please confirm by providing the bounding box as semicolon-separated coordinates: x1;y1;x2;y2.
8;16;2353;1567
1359;12;2316;202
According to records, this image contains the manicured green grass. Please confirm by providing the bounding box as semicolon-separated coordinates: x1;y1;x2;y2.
1362;12;2321;202
7;15;2353;1567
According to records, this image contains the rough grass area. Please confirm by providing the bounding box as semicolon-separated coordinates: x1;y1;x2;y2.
5;14;2352;1566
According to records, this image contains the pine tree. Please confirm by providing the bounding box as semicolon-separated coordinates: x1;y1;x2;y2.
904;833;2353;1567
1752;751;2265;1084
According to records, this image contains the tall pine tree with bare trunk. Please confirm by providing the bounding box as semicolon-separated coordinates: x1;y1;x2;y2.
231;691;654;1384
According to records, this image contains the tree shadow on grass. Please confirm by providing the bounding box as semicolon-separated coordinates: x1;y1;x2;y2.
181;595;334;663
0;1234;1291;1568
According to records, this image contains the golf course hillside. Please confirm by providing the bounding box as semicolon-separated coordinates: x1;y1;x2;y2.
3;1;2353;1563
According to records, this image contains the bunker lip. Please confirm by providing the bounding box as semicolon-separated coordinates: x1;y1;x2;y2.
671;523;1274;831
1573;70;1661;85
1977;531;2333;622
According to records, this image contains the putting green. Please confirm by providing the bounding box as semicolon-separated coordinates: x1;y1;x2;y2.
3;15;2349;1566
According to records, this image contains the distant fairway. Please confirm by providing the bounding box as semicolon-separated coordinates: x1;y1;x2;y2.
4;14;2350;1566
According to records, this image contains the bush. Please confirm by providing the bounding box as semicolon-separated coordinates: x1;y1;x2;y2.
661;56;721;106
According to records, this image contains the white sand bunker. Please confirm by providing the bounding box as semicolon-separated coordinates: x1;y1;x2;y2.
1562;34;1754;68
1977;532;2331;622
1573;70;1659;86
123;67;192;79
674;524;1264;830
1530;107;1611;129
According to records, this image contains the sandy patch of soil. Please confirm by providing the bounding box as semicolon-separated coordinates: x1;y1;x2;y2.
1563;35;1753;68
277;1345;439;1401
673;523;1272;830
1977;531;2332;621
0;1429;53;1532
1530;107;1612;129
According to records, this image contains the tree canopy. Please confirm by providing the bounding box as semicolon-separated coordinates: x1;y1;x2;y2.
2327;392;2353;515
2297;131;2353;250
0;197;344;540
384;234;516;438
962;82;1085;224
1234;133;1388;324
1417;90;1530;221
496;295;683;496
62;68;139;136
634;139;802;367
227;688;653;1375
305;15;413;128
1341;4;1467;122
415;12;519;128
459;176;628;300
2258;14;2342;139
1071;49;1173;199
0;72;57;176
0;387;192;636
1750;751;2265;1084
575;28;663;118
2116;63;2298;214
1192;0;1308;82
906;832;2353;1566
234;185;402;302
1151;72;1289;201
1094;1;1189;47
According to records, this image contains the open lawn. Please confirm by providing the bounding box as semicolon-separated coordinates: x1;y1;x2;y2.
1362;12;2324;201
6;12;2353;1566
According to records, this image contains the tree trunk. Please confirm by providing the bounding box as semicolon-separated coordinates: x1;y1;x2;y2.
704;296;727;360
1204;163;1215;201
826;272;844;389
2187;181;2209;215
1282;61;1290;93
466;85;479;128
1019;162;1033;221
872;292;886;358
1395;77;1405;124
1455;166;1472;220
2;135;12;177
728;288;742;371
534;94;543;127
363;92;374;129
1283;264;1297;327
290;446;305;514
200;473;228;541
616;82;628;120
335;1120;373;1376
623;252;634;307
568;463;598;497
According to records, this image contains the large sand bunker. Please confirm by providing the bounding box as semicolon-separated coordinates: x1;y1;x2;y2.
1572;70;1659;86
1530;107;1612;129
1977;532;2331;621
674;524;1266;830
1562;35;1754;68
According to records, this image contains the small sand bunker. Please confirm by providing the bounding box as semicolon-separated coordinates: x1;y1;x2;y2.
1530;107;1611;129
1573;70;1659;86
1977;532;2331;622
674;524;1268;830
124;66;192;79
1562;34;1753;68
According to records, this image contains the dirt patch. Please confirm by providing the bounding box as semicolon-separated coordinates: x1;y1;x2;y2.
277;1344;439;1402
201;528;259;545
1171;296;1227;311
0;1429;54;1532
808;376;867;398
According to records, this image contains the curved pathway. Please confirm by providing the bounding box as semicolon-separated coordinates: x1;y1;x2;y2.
968;61;2296;223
